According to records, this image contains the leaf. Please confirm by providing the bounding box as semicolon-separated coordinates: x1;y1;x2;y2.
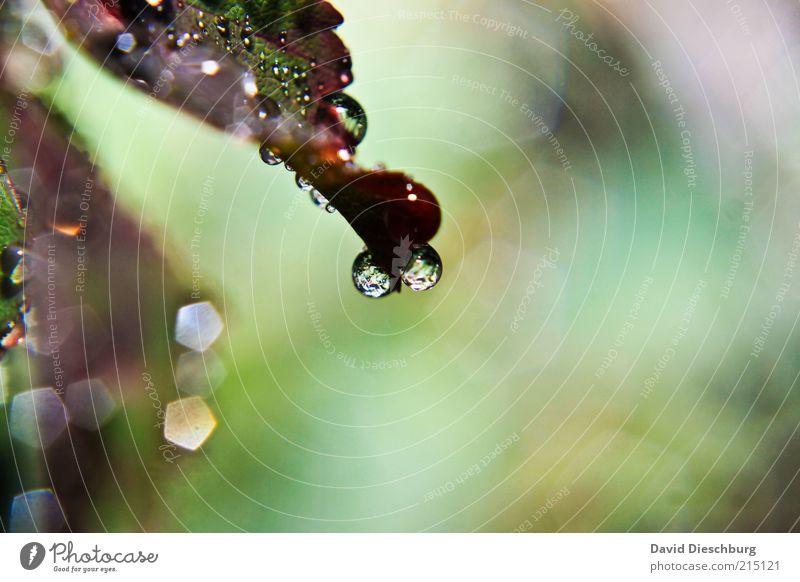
0;162;25;354
40;0;443;292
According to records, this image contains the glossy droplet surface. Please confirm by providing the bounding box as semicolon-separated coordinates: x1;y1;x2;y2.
295;174;313;191
307;187;336;213
323;92;367;145
402;245;443;292
259;144;283;166
352;250;392;298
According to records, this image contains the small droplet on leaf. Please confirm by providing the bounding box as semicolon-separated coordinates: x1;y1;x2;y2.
321;92;367;145
259;144;282;166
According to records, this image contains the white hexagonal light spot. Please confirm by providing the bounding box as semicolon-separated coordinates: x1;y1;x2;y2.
175;349;227;397
9;388;68;449
164;397;217;451
175;302;224;352
9;488;66;532
65;379;118;430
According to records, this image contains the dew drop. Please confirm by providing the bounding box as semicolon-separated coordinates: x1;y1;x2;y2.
401;245;442;292
295;174;313;191
323;93;368;145
352;250;393;298
215;15;229;38
259;144;282;165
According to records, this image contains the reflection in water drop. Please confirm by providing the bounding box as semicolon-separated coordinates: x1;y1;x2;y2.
295;174;313;191
175;302;224;352
9;489;65;533
307;187;335;214
9;387;68;449
402;245;443;292
259;144;282;165
64;379;117;430
175;349;227;397
352;250;392;298
164;396;217;451
323;92;367;145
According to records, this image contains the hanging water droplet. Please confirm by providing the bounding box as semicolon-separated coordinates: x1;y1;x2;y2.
295;174;313;191
322;93;368;145
401;245;442;292
352;250;392;298
259;144;282;165
309;188;334;213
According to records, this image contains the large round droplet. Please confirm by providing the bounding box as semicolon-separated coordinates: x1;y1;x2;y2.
259;144;282;166
323;93;367;145
352;250;392;298
401;245;442;292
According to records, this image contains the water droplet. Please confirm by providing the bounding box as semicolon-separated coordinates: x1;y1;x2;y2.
308;188;332;211
2;245;23;274
215;15;229;38
241;21;254;50
295;174;313;191
322;93;367;145
401;245;442;292
259;144;282;165
352;250;393;298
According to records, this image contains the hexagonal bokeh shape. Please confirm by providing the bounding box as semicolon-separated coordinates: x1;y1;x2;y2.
9;387;68;449
175;302;224;352
9;489;66;532
65;379;118;430
175;349;227;397
164;397;217;451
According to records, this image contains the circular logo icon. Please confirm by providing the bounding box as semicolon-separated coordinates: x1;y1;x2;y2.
19;542;46;570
